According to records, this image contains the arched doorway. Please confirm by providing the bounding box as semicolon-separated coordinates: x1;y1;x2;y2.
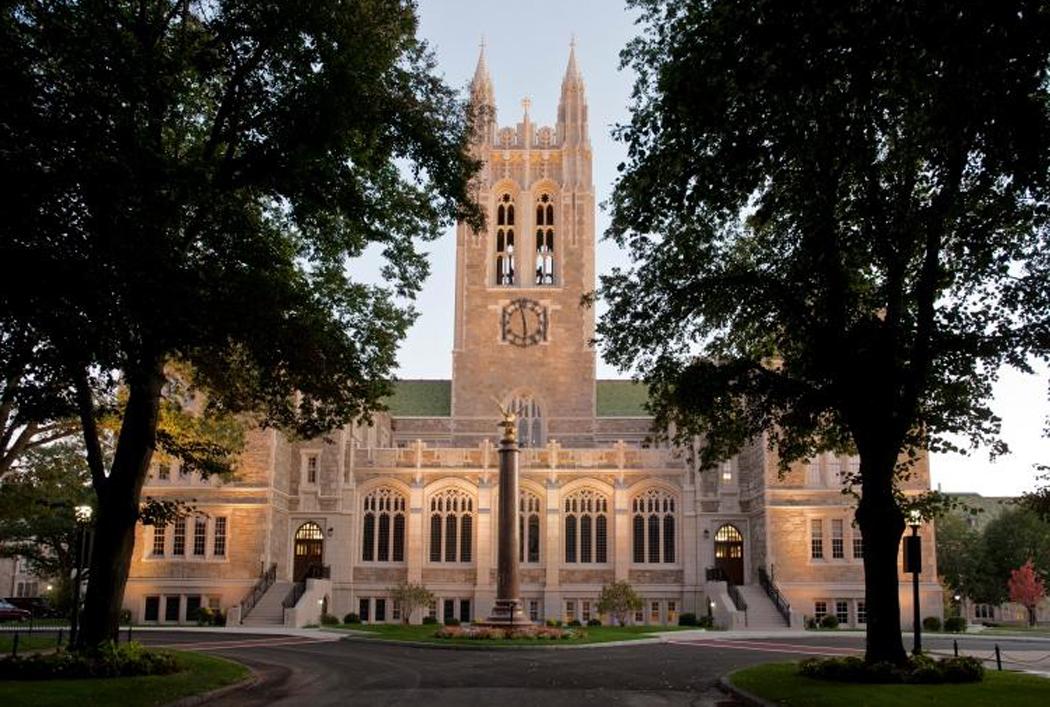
294;522;325;581
714;524;744;585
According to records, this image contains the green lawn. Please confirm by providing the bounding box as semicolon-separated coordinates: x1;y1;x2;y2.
0;633;63;653
730;662;1050;706
0;650;249;707
332;623;692;647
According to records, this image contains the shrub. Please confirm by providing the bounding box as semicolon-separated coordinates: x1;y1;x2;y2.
545;618;563;627
0;642;178;681
586;618;602;627
922;616;942;632
819;614;839;629
944;616;967;633
197;607;214;626
422;615;438;625
567;619;582;627
797;655;983;684
320;613;339;626
444;617;461;626
805;616;818;630
678;612;698;627
343;612;360;624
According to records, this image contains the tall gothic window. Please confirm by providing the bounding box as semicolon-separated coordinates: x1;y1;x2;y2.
534;193;555;285
495;193;515;285
563;488;609;564
519;491;542;563
631;488;677;564
510;396;543;447
429;488;474;563
362;488;406;562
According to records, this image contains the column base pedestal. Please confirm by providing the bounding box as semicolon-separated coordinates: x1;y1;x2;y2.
478;598;532;626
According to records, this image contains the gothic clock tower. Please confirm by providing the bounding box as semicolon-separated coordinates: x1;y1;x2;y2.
450;43;597;446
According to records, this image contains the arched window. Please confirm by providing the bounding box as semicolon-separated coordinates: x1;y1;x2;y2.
429;488;474;563
362;488;406;562
534;194;555;285
519;490;542;563
509;395;543;447
495;193;515;285
631;488;677;564
564;488;609;564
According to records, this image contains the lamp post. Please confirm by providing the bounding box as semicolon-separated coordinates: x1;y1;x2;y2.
904;510;923;655
69;504;93;650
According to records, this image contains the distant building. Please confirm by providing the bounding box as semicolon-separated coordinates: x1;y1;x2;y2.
124;44;941;631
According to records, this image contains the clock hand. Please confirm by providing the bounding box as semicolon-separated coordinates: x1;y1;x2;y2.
519;307;527;337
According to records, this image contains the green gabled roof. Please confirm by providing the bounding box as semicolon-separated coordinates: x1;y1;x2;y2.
386;379;451;416
596;379;651;417
385;378;652;418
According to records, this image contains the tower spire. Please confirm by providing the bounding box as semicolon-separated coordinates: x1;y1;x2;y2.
469;37;495;144
557;37;588;148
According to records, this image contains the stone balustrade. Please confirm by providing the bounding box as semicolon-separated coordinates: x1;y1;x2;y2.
354;440;685;471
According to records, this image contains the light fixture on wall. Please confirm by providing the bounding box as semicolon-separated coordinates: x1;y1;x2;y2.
327;527;335;538
703;529;710;540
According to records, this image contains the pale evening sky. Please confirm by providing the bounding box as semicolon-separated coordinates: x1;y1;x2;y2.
385;0;1050;498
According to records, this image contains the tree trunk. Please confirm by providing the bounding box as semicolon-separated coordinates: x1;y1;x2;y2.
856;452;908;665
77;360;164;648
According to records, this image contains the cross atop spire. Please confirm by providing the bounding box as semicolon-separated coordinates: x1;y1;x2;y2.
563;36;582;84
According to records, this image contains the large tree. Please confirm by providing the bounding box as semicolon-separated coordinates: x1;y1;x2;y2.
0;0;480;648
601;1;1050;662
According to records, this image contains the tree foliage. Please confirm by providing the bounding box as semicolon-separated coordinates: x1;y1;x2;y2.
1008;560;1047;626
597;580;643;626
387;581;435;624
601;0;1050;663
0;0;479;647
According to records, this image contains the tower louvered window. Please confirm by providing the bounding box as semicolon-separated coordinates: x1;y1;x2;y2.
495;194;515;285
534;194;555;285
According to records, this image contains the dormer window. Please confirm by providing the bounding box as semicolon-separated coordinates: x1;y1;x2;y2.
534;194;555;285
496;193;515;285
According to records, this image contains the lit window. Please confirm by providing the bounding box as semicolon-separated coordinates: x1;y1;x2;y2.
650;601;661;624
631;488;677;564
157;463;170;481
667;601;678;625
720;461;733;482
810;519;823;559
563;489;609;564
565;600;576;623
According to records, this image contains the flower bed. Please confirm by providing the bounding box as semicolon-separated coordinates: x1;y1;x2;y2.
798;655;984;684
0;642;178;681
434;625;585;641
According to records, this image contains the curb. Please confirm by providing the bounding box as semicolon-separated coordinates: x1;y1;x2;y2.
165;663;259;707
718;669;778;707
335;634;666;651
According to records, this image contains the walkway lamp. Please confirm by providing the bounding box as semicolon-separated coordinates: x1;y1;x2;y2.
69;505;93;649
904;510;923;654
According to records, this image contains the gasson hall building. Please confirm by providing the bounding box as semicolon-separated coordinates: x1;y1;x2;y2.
126;46;942;630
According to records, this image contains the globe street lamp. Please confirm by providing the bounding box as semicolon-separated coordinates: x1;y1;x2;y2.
904;510;923;654
69;505;93;649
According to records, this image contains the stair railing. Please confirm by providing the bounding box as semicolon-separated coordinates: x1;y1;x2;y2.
758;566;792;625
726;581;748;626
281;565;331;610
239;563;277;621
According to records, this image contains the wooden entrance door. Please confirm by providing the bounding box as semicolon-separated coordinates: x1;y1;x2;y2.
714;524;744;585
294;522;324;581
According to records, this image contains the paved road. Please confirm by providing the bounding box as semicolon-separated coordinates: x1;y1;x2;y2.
136;630;1050;706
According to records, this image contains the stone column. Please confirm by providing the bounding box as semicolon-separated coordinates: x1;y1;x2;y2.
485;413;530;625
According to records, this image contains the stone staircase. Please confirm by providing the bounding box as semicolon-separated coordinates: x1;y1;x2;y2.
241;580;292;626
735;584;791;629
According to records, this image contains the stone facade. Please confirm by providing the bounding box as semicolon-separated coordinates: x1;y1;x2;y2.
124;45;941;630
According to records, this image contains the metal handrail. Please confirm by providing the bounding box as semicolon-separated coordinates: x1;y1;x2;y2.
281;565;331;609
705;566;728;582
239;563;277;620
758;566;792;625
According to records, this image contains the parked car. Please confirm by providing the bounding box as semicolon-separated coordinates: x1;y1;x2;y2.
0;599;31;622
4;597;63;619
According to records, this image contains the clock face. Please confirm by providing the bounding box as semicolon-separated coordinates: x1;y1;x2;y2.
501;298;547;347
